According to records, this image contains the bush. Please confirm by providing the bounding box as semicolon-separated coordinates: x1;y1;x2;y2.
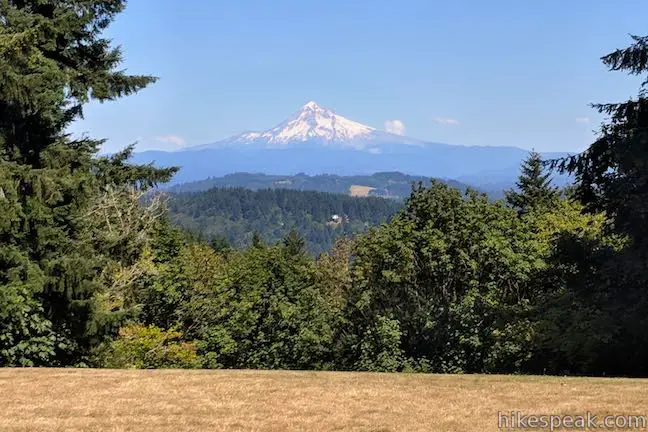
96;325;200;369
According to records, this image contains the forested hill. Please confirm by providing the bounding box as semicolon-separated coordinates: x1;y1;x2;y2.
168;171;477;198
167;187;403;254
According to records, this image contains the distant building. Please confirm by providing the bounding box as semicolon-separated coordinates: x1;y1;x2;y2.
329;214;349;225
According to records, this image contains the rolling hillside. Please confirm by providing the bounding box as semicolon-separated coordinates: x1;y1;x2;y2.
168;187;403;254
169;171;475;198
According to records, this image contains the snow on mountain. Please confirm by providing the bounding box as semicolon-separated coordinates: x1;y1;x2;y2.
192;101;422;151
135;100;573;187
264;101;375;145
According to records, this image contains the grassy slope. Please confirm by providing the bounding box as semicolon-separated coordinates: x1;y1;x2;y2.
2;369;647;431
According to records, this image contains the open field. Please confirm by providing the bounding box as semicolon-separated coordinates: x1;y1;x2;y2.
349;185;375;197
1;369;647;432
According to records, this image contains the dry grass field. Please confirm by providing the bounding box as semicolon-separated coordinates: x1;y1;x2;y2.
349;185;375;197
1;369;647;432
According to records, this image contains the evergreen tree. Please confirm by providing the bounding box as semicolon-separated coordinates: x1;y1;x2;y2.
167;187;401;255
283;230;306;256
547;34;648;375
506;150;558;214
251;231;265;248
209;235;231;254
0;0;176;365
551;35;648;251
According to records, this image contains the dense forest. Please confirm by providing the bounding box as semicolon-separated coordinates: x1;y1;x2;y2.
169;171;473;198
2;1;648;377
167;188;402;254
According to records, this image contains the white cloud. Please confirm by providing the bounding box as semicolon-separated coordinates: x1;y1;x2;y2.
575;117;590;124
434;117;460;125
384;119;406;136
367;147;382;154
156;135;186;146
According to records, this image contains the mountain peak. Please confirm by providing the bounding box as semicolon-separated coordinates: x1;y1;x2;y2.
195;101;424;151
249;101;376;147
302;100;321;110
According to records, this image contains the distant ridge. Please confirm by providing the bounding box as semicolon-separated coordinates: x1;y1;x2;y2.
132;101;574;188
168;171;480;199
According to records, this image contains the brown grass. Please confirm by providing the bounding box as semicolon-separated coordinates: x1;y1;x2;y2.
1;369;647;431
349;185;375;197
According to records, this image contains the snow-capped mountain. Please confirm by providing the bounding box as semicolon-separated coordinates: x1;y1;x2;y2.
192;101;422;151
134;100;571;188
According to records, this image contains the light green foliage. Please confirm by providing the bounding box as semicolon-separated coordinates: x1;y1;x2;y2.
144;236;341;370
0;283;57;366
356;315;405;372
140;179;624;375
96;325;200;369
526;198;608;250
347;181;543;373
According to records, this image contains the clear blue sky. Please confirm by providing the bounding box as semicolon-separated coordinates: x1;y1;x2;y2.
70;0;648;153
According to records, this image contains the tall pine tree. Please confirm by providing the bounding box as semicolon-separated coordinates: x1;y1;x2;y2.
505;150;558;214
0;0;177;365
551;35;648;252
546;35;648;375
283;230;306;256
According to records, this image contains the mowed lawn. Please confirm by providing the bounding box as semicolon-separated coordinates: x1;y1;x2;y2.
1;369;647;432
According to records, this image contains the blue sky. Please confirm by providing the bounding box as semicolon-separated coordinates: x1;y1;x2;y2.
70;0;648;153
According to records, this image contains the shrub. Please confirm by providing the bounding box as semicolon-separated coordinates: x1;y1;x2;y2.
96;325;200;369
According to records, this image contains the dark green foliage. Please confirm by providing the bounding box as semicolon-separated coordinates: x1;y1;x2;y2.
167;188;402;254
544;35;648;376
0;0;176;366
529;237;645;375
141;242;341;370
550;35;648;250
208;235;231;253
506;151;558;214
170;172;472;198
283;230;306;256
251;231;265;248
